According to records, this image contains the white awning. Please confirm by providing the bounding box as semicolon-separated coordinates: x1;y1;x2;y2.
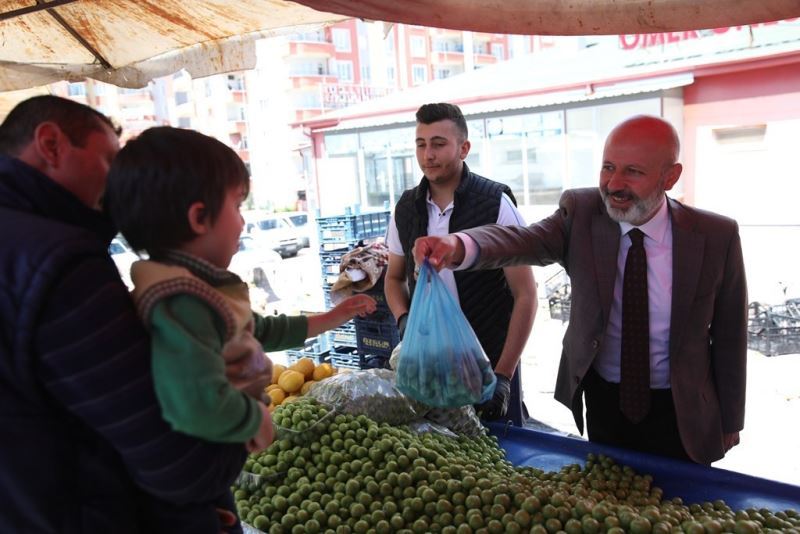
314;73;694;133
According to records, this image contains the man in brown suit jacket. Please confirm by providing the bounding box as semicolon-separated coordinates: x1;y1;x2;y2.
413;116;747;465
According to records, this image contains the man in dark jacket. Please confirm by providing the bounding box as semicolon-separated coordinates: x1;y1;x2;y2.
385;103;537;425
0;95;249;533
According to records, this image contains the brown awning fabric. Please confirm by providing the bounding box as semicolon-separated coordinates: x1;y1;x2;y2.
2;0;799;92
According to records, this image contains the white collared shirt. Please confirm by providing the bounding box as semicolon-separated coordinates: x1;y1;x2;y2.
386;192;525;303
594;198;673;388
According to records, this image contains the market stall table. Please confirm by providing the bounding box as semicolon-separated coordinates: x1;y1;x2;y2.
487;422;800;512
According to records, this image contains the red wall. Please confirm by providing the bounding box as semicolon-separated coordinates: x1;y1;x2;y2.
681;57;800;203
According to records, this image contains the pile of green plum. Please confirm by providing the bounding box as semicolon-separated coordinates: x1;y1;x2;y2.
235;398;799;533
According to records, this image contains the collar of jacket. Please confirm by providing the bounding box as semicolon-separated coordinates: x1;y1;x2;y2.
152;249;243;288
0;154;116;244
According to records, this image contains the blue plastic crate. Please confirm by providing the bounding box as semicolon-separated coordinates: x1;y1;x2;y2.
285;336;333;365
316;211;390;251
329;321;356;347
353;316;400;358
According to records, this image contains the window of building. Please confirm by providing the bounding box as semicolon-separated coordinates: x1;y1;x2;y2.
434;68;452;80
411;65;427;85
227;75;245;91
386;66;396;84
177;117;191;128
68;82;86;96
293;30;326;42
361;64;371;83
410;35;426;57
288;60;329;76
175;91;189;106
227;106;246;121
492;43;505;59
291;91;322;109
332;28;351;51
336;60;354;82
361;127;416;208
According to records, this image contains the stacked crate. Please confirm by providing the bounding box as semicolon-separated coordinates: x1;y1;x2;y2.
293;208;400;370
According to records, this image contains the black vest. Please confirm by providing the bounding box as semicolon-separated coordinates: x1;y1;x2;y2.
395;164;516;364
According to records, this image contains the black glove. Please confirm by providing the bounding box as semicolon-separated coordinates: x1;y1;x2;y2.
476;373;511;421
397;312;409;340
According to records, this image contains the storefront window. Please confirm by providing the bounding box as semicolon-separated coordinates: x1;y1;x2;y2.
484;111;564;206
362;127;415;209
464;119;485;174
566;98;660;188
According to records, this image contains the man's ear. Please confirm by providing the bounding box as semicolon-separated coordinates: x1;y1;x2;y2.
460;139;471;161
32;122;64;169
663;163;683;191
187;202;210;235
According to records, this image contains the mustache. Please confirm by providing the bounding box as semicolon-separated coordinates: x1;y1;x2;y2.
602;187;638;201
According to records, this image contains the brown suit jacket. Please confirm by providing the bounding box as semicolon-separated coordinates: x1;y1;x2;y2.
465;187;748;464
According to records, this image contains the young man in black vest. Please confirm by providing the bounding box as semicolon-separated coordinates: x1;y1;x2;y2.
385;102;537;425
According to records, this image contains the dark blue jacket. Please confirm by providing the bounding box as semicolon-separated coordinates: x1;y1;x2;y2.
0;155;246;533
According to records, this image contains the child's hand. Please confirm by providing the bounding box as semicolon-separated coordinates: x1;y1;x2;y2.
334;293;377;320
223;331;273;399
246;402;274;454
306;294;377;337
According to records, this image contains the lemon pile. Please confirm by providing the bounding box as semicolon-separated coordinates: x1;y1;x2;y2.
265;357;336;410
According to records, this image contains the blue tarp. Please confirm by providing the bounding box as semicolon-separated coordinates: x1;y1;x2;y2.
487;422;800;512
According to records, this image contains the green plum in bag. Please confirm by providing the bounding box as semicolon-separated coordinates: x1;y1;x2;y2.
396;259;496;407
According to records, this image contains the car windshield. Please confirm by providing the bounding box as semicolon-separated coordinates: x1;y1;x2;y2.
288;214;307;226
109;242;127;255
257;219;280;230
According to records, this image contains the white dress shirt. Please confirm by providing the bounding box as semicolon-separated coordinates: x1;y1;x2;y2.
386;192;525;303
595;198;673;388
460;197;674;388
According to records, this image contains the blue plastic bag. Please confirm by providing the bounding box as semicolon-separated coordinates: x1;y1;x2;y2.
396;260;496;408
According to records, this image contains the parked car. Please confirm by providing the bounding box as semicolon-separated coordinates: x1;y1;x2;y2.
228;235;285;302
242;210;300;258
108;236;138;290
282;210;313;249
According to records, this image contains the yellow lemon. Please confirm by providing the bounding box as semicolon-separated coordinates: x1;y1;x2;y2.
290;358;315;380
271;364;287;385
265;384;281;393
267;388;285;406
277;369;305;393
300;380;317;395
283;395;300;404
312;363;334;381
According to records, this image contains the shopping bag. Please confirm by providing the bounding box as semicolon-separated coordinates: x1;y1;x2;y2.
395;259;496;408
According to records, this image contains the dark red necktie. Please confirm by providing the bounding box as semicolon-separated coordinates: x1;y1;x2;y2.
619;228;651;423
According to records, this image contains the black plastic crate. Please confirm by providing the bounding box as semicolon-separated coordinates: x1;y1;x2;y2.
316;211;390;251
353;316;400;358
329;345;364;370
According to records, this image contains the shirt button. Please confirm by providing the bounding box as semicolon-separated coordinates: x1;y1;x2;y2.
591;339;599;349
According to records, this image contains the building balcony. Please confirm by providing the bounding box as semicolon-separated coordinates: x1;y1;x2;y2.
431;51;466;65
288;40;335;57
290;75;338;89
294;109;324;122
474;53;499;65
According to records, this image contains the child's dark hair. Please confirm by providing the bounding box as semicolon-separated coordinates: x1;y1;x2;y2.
105;126;250;256
415;103;468;140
